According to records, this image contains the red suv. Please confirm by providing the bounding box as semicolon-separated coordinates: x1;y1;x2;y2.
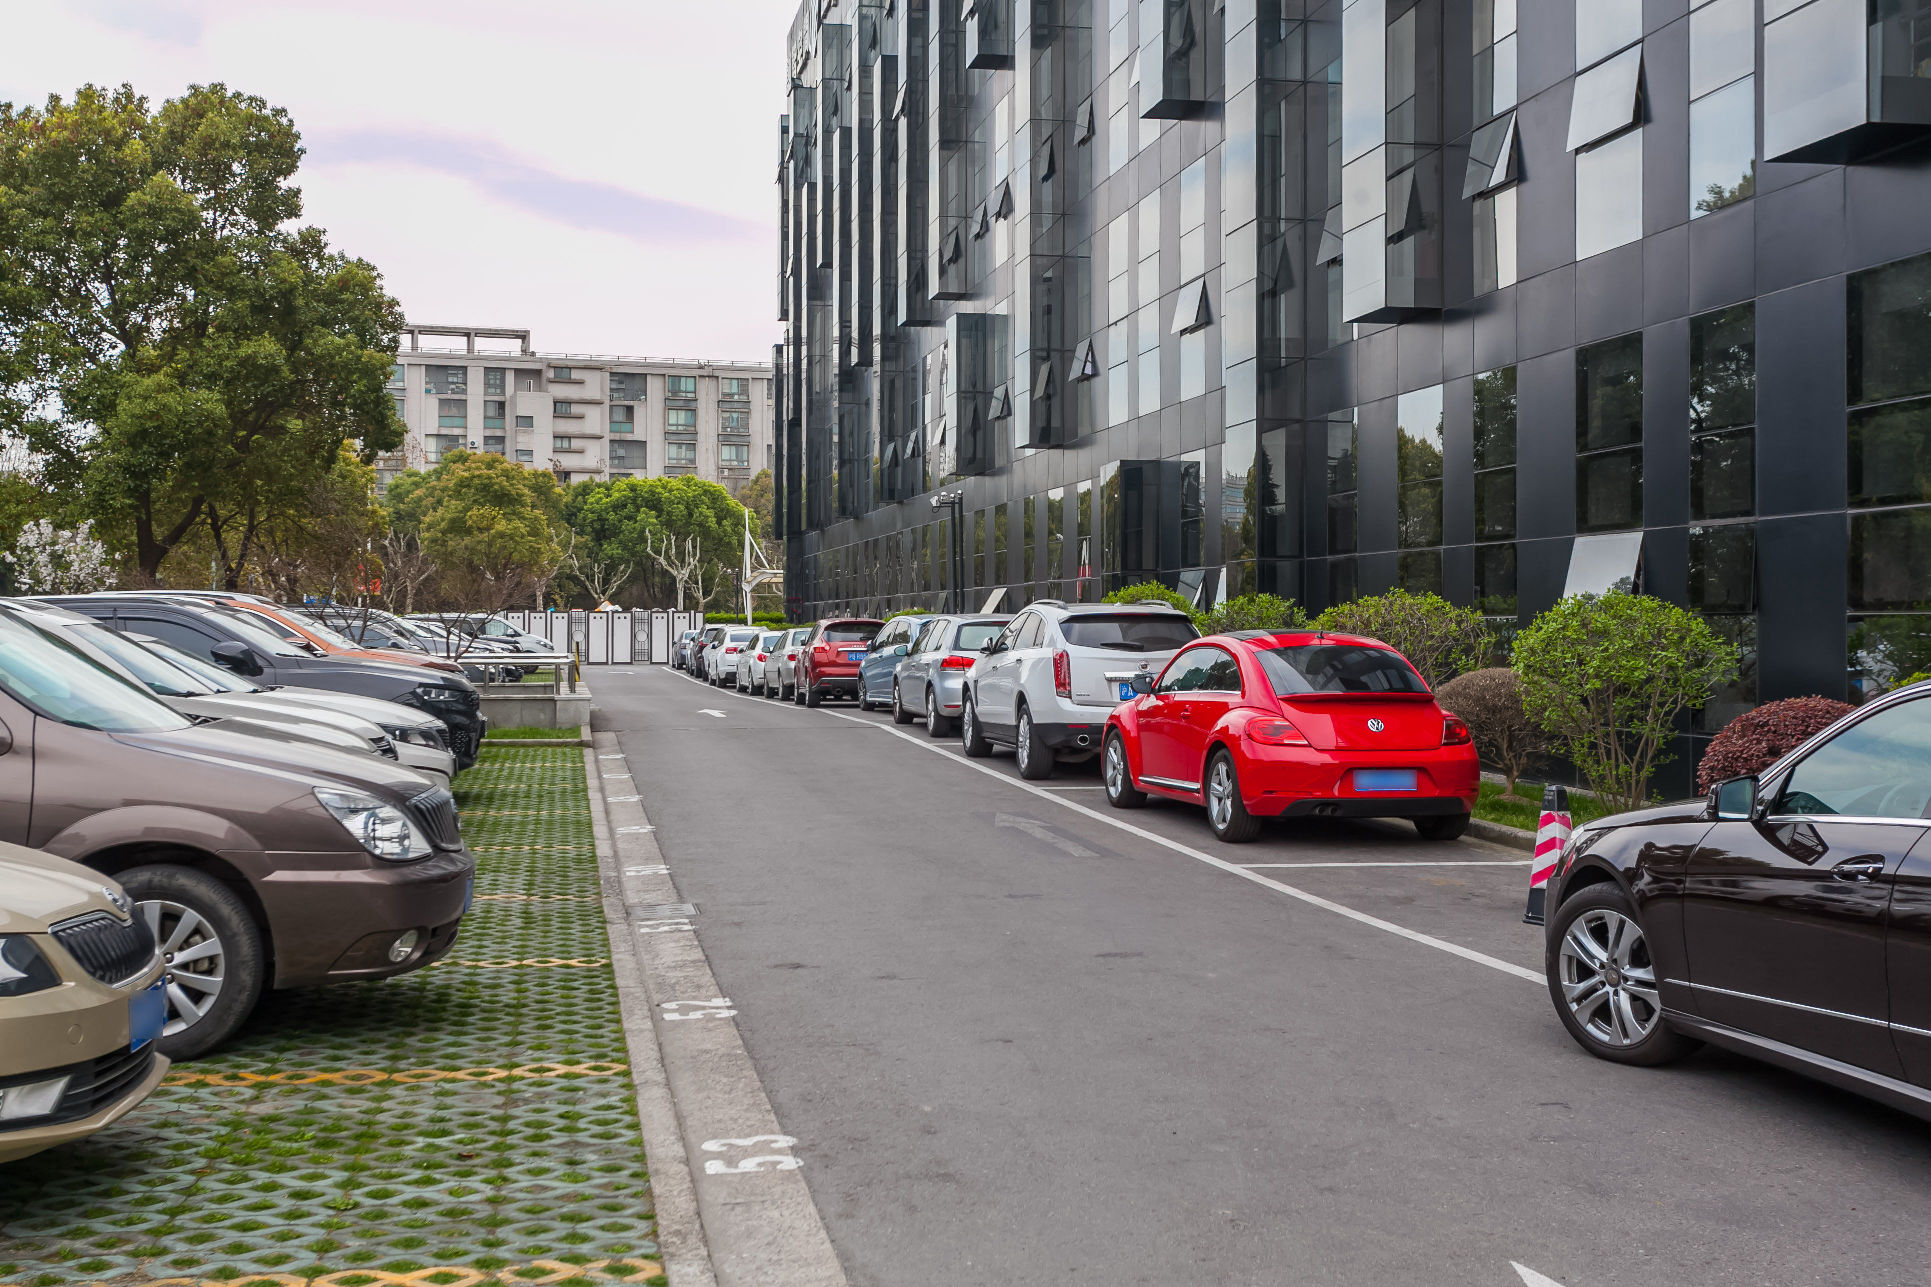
1102;630;1479;843
795;618;882;708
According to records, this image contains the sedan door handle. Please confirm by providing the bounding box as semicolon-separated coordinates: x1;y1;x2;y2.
1832;855;1888;883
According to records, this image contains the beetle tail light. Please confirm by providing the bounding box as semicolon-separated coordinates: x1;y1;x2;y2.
941;654;975;670
1246;717;1310;747
1443;715;1472;746
1053;650;1072;698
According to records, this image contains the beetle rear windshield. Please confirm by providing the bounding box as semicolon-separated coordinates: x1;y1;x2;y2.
954;622;1005;651
823;623;880;643
1060;614;1199;651
1258;644;1429;695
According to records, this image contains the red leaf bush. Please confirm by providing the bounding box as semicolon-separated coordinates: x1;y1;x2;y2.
1696;697;1855;793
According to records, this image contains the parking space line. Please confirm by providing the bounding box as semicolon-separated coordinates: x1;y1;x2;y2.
1238;860;1531;869
655;667;1541;986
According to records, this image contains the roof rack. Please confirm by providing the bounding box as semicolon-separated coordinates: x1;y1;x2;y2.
1033;599;1067;608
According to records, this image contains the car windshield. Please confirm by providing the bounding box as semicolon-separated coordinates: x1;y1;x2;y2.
759;633;785;648
263;610;358;649
0;615;191;732
825;624;880;643
955;623;1006;651
728;629;759;642
196;605;313;657
136;637;257;693
67;621;219;697
1257;643;1429;696
1060;614;1198;651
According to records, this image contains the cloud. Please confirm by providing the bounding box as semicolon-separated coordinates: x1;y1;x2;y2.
305;128;761;249
70;0;205;46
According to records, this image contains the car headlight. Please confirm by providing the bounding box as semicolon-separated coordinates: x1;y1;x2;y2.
414;684;464;704
384;725;441;748
314;788;432;862
0;936;60;998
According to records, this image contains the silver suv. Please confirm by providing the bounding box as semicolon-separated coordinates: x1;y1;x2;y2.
960;600;1198;779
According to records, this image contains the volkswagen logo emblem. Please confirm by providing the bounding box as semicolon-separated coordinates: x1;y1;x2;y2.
1367;718;1385;733
101;885;133;918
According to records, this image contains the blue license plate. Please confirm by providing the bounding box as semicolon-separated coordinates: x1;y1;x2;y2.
848;651;867;664
463;877;474;913
130;980;166;1052
1354;769;1419;792
1118;682;1135;700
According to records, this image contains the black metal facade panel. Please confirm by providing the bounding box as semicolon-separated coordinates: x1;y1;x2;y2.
777;0;1931;712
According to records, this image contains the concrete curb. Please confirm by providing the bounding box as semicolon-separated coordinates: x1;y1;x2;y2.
1467;817;1535;852
484;723;595;749
585;746;718;1287
590;730;849;1287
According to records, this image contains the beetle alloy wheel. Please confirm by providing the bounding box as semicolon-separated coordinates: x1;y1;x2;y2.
1105;739;1128;798
1206;758;1236;832
1559;908;1663;1048
139;897;226;1036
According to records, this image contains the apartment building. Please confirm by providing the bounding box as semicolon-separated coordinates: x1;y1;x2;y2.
381;325;774;496
778;0;1931;786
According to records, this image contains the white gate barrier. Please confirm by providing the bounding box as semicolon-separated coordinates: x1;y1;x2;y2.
501;611;705;664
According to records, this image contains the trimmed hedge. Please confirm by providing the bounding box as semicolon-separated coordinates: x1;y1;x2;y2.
1695;696;1855;793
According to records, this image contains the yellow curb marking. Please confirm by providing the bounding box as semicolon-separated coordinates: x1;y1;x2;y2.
162;1062;629;1087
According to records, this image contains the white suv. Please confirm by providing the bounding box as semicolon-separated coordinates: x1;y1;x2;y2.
960;600;1199;779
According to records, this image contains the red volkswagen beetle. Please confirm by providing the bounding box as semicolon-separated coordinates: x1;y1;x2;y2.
1101;630;1479;843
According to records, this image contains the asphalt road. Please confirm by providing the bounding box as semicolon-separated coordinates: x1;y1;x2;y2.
593;665;1931;1287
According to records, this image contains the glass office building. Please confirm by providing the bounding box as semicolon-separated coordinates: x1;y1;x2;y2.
776;0;1931;776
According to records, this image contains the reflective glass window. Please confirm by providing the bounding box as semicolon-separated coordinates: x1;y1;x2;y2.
1565;531;1644;596
1398;387;1444;550
1763;0;1869;160
1327;413;1358;555
1849;507;1931;611
1577;0;1641;70
1690;76;1757;217
1848;400;1931;508
1691;304;1756;433
1475;542;1518;617
1578;334;1644;452
1577;448;1645;532
1475;468;1518;540
1474;366;1518;540
1691;428;1757;519
1575;130;1643;260
1690;0;1755;99
1340;0;1387;161
1850;614;1931;700
1567;45;1644;150
1473;187;1518;294
1778;696;1931;818
1849;250;1931;407
1689;523;1756;614
1398;549;1443;593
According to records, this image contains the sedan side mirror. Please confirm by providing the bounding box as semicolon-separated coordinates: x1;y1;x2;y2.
1128;673;1154;695
210;640;264;676
980;640;996;654
893;644;909;657
1713;775;1758;820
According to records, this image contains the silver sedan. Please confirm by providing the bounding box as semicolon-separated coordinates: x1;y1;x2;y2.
890;615;1012;735
763;626;812;700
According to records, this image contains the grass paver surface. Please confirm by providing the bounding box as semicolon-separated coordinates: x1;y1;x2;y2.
0;747;658;1287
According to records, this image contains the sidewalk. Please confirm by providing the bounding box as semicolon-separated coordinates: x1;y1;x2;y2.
0;743;663;1287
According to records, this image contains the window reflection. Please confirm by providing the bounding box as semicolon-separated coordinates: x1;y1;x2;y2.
1691;76;1757;217
1690;303;1756;521
1576;0;1642;70
1474;365;1518;540
1689;523;1756;614
1397;386;1444;549
1849;249;1931;407
1849;613;1931;702
1578;333;1644;452
1327;412;1358;554
1848;401;1931;507
1763;0;1868;161
1475;542;1518;618
1691;428;1757;519
1577;447;1645;531
1849;508;1931;611
1575;130;1643;260
1474;187;1518;294
1690;0;1755;100
1398;549;1443;593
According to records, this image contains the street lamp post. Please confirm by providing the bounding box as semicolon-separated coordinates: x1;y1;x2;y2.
929;489;966;613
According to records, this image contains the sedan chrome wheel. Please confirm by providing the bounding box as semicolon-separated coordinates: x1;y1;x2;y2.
141;898;226;1036
1558;908;1661;1048
1104;739;1128;797
1206;758;1236;831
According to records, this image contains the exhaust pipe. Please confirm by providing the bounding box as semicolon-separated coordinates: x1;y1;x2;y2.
1074;733;1093;748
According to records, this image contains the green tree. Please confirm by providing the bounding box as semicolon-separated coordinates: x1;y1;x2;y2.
0;83;404;581
738;468;776;540
1511;592;1739;814
1200;593;1308;635
391;451;565;611
1316;589;1490;690
1103;581;1200;623
562;475;750;609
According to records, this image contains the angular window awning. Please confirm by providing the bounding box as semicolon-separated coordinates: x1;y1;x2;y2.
1567;45;1644;151
1463;112;1519;197
1171;279;1212;334
1076;97;1097;143
1034;359;1056;399
1564;531;1644;598
993;180;1015;219
1069;338;1099;381
974;202;991;239
1316;206;1345;265
991;383;1013;419
1386;167;1424;239
1261;234;1295;297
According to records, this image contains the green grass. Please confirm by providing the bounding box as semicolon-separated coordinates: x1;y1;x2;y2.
484;725;581;740
1472;779;1613;832
0;745;657;1284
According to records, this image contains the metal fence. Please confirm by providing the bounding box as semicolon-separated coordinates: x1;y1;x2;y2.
501;610;707;664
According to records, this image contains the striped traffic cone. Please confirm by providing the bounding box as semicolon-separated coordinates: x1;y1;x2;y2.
1524;784;1571;926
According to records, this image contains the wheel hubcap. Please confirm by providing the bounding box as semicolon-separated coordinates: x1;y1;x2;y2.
1208;761;1234;829
139;898;225;1036
1106;742;1125;795
1018;715;1031;768
1559;908;1661;1047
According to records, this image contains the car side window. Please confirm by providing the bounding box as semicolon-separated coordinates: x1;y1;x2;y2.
125;616;219;664
1156;649;1217;695
1016;615;1044;650
1776;697;1931;820
1193;646;1243;693
993;617;1023;653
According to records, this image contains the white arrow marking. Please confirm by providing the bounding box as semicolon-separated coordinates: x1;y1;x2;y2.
625;864;668;875
994;813;1098;858
697;708;727;718
1512;1264;1567;1287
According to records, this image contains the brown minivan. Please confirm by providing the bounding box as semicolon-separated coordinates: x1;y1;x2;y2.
0;605;473;1059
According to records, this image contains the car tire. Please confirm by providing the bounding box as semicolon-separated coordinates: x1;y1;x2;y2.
1414;812;1471;842
961;693;992;758
892;682;913;725
805;676;823;708
118;864;266;1061
1015;705;1054;780
1204;749;1261;843
793;678;805;705
1546;883;1697;1067
1103;732;1146;809
857;685;873;712
926;687;954;738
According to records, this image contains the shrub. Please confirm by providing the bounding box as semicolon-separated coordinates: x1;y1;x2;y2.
1511;593;1738;815
1103;581;1199;622
885;607;935;621
1199;593;1309;636
1695;696;1855;793
1436;668;1549;802
1314;589;1490;690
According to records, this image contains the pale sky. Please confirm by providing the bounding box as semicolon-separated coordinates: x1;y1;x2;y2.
0;0;798;363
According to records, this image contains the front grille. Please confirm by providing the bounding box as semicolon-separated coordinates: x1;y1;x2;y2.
370;734;398;759
410;787;463;850
47;1046;157;1125
50;912;157;987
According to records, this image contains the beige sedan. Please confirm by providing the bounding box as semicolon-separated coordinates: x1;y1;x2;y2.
1;847;169;1164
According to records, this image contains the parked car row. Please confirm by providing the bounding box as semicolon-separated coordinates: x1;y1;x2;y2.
683;600;1482;845
0;592;495;1164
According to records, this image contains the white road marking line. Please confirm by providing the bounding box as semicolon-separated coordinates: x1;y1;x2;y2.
1512;1264;1567;1287
698;708;727;718
653;667;1541;984
995;812;1099;858
1042;784;1107;790
1239;860;1531;869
